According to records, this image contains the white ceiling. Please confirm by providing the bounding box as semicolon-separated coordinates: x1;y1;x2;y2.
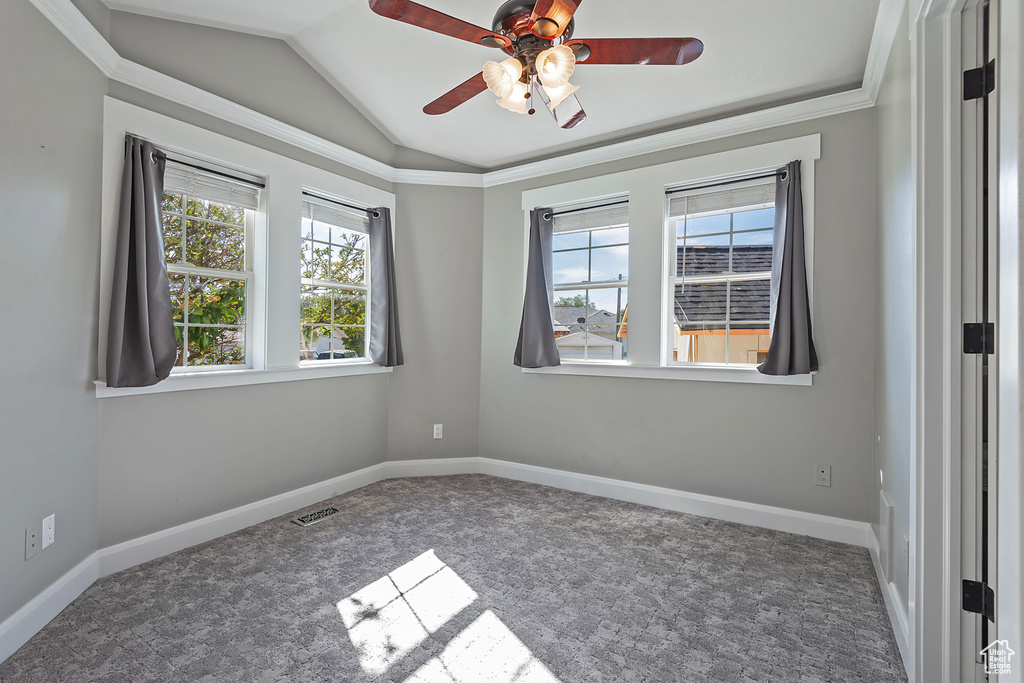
102;0;883;169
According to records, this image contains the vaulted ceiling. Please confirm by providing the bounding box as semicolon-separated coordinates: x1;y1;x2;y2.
101;0;883;168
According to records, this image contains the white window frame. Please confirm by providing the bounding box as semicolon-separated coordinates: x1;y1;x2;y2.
299;194;372;365
96;97;395;397
548;198;630;363
666;176;776;367
162;176;257;372
521;134;819;386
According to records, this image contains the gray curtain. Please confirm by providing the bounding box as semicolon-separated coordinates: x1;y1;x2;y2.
514;208;560;368
758;160;819;375
368;207;404;367
105;135;177;387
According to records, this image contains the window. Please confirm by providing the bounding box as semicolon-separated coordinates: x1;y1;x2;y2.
550;200;629;361
667;177;775;365
162;162;259;369
299;196;369;362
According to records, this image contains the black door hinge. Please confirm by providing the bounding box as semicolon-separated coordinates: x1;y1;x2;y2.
963;579;996;621
964;59;996;100
964;322;995;354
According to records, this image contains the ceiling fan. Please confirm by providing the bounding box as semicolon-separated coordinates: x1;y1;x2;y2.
368;0;704;129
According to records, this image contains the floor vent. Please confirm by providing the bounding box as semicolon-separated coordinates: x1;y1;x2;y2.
291;507;339;527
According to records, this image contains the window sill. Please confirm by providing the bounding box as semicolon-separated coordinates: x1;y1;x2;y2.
94;361;392;398
522;361;813;386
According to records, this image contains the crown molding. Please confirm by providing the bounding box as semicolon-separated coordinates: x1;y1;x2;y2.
30;0;903;189
480;88;871;187
862;0;909;104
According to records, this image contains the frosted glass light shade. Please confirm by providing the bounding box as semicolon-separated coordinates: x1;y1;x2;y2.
483;58;524;99
535;45;575;88
496;80;530;114
541;81;579;109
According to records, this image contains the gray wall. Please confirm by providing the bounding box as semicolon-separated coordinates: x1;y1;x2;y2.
98;378;389;546
0;0;106;623
873;5;913;612
479;109;878;523
386;185;484;461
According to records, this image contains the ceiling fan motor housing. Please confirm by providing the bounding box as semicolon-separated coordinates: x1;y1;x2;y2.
491;0;574;47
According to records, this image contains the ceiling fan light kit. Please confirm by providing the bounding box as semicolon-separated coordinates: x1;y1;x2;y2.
368;0;704;129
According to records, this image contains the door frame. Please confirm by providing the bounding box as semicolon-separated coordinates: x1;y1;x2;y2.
996;0;1024;675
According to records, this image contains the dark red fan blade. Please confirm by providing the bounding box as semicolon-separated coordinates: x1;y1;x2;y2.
423;72;488;115
369;0;511;48
529;0;581;38
567;37;704;65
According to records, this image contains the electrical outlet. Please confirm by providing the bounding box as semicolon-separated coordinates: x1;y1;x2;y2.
433;424;443;439
25;524;41;560
815;464;831;487
42;514;55;549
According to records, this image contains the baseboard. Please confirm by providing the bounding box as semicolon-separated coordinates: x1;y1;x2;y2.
868;526;912;679
0;551;100;663
3;455;876;666
385;457;480;478
97;462;389;577
479;458;871;547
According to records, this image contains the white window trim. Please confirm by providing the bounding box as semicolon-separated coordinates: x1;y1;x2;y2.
521;134;820;385
97;97;395;398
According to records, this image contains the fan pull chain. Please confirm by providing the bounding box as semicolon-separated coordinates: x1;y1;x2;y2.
528;79;536;115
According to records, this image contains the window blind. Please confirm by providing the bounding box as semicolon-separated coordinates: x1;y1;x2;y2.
302;197;370;234
164;163;261;210
667;180;775;218
551;202;629;233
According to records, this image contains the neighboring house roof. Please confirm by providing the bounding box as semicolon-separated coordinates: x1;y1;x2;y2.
675;244;772;330
553;306;620;335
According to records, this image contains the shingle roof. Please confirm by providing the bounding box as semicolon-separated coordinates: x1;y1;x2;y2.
675;244;772;330
553;306;620;335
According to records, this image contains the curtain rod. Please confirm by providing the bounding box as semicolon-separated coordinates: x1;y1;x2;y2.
548;199;629;219
302;191;380;218
666;170;785;197
165;156;266;189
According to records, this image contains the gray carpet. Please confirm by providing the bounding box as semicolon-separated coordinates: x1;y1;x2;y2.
0;475;907;683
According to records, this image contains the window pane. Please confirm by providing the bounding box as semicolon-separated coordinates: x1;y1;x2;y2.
552;249;589;285
590;226;628;246
675;324;728;363
553;289;590;334
185;219;245;271
590;245;628;282
333;290;366;328
162;192;183;215
335;326;366;358
333;230;366;252
552;231;589;250
189;276;246;326
684;213;730;237
679;234;729;278
675;281;727;324
162;214;182;264
727;328;772;365
732;231;773;273
733;207;774;231
168;273;185;323
300;286;332;325
187;197;245;227
187;326;245;366
330;245;365;285
310;220;331;243
729;279;771;322
172;325;185;366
